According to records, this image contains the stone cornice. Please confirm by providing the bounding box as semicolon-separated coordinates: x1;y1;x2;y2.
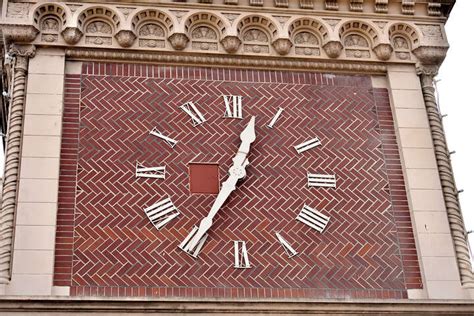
65;47;388;74
0;297;473;314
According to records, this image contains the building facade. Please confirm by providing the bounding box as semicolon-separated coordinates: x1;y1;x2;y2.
1;0;474;314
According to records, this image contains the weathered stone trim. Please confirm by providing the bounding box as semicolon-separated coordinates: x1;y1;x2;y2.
418;68;474;287
64;48;388;74
0;44;35;284
0;297;474;314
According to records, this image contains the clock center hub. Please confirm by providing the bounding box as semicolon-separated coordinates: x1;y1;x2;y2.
229;165;247;179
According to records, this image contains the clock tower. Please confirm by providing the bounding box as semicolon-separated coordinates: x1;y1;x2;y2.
2;0;474;314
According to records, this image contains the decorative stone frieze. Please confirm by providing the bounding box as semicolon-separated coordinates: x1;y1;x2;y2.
1;24;39;43
61;27;83;45
373;43;393;60
0;44;36;284
272;38;292;55
115;30;137;48
221;35;241;53
0;2;452;64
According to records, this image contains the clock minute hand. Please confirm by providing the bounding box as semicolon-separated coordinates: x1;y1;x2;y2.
186;117;256;251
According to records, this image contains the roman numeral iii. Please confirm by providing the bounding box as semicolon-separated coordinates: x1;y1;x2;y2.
307;173;336;188
179;102;206;126
296;205;330;233
144;197;180;230
223;95;243;119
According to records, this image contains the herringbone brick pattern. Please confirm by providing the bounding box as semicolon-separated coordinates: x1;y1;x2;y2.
54;63;421;298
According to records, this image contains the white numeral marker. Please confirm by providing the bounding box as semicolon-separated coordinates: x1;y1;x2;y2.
179;226;208;258
136;162;166;179
144;198;179;230
150;127;178;148
307;173;336;188
234;241;251;269
223;95;243;119
276;233;298;258
296;205;330;233
294;137;321;154
180;102;206;126
267;108;284;128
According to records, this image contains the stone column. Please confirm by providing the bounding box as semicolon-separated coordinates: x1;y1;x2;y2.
0;44;36;284
417;63;474;288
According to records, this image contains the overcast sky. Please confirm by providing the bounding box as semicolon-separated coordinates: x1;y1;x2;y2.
0;1;472;250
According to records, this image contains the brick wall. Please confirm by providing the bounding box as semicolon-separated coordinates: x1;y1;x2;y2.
54;63;421;298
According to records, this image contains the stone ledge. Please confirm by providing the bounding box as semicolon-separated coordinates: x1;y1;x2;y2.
0;297;474;314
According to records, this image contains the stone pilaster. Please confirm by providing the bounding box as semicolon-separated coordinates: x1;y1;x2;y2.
417;59;474;288
0;44;36;284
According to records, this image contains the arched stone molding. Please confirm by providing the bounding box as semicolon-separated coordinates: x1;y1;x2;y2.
236;14;280;39
337;20;382;48
76;6;121;31
341;31;373;59
184;12;230;37
388;22;420;48
75;6;122;47
287;17;330;57
184;12;229;52
131;9;173;49
31;3;70;44
236;14;279;55
337;20;393;60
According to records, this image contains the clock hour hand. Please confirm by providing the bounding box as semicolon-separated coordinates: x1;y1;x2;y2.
184;117;256;253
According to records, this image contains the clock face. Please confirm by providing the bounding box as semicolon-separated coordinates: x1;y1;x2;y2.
56;63;420;298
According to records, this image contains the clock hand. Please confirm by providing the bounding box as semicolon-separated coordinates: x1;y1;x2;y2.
185;117;256;252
